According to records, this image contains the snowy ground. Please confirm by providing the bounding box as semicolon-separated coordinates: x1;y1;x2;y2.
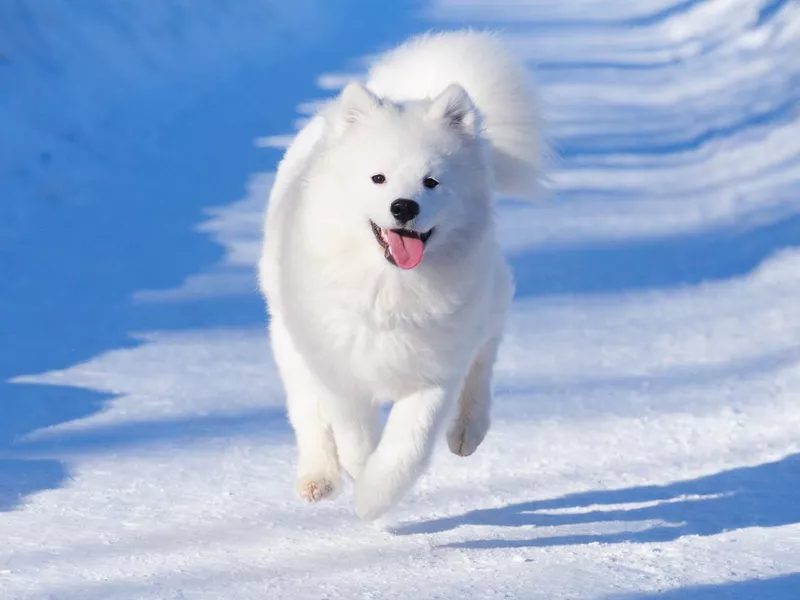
2;1;800;598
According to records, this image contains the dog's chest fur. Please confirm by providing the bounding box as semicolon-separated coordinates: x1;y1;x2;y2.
285;258;495;399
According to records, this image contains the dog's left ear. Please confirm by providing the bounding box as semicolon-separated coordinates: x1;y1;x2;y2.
427;84;479;135
330;82;382;136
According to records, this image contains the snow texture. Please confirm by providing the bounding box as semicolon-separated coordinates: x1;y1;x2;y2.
1;0;799;598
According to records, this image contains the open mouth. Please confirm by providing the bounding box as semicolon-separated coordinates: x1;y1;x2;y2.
370;221;434;270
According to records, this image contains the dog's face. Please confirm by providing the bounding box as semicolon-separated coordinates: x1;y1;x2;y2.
309;83;492;271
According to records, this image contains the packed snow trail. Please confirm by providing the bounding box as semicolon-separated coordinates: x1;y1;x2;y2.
2;1;800;598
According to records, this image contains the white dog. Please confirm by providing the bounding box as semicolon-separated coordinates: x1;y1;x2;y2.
259;31;540;520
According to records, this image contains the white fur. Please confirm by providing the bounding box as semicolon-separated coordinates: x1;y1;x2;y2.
259;31;540;520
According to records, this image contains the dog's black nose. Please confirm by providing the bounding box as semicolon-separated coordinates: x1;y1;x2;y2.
390;199;420;224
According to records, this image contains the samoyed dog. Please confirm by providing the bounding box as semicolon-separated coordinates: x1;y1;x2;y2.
259;31;540;520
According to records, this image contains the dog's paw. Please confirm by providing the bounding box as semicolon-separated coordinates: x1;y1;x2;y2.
295;473;339;503
353;478;391;521
447;413;490;457
353;463;401;520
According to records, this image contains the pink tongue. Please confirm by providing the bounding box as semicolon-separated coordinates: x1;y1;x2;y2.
386;230;425;270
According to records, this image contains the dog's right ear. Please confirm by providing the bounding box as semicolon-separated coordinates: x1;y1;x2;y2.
330;82;381;136
427;84;479;136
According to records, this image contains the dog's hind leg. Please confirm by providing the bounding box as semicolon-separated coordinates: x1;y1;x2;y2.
271;318;341;502
447;336;499;457
332;400;381;481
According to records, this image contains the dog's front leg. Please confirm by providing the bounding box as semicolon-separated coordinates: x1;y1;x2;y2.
271;317;342;503
353;384;456;520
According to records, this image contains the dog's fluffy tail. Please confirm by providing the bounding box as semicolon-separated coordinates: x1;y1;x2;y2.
367;31;541;199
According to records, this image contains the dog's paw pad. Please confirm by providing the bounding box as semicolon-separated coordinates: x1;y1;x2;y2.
296;476;337;502
447;417;489;457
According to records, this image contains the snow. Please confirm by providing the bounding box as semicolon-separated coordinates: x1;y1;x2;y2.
2;0;799;598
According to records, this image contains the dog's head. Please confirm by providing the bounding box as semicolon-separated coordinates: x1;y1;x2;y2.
309;82;492;271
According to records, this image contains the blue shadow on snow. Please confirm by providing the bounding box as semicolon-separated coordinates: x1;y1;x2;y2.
510;212;800;297
393;454;800;546
610;573;800;600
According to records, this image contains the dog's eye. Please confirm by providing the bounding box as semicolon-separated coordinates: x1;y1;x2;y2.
371;174;386;184
423;177;439;189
